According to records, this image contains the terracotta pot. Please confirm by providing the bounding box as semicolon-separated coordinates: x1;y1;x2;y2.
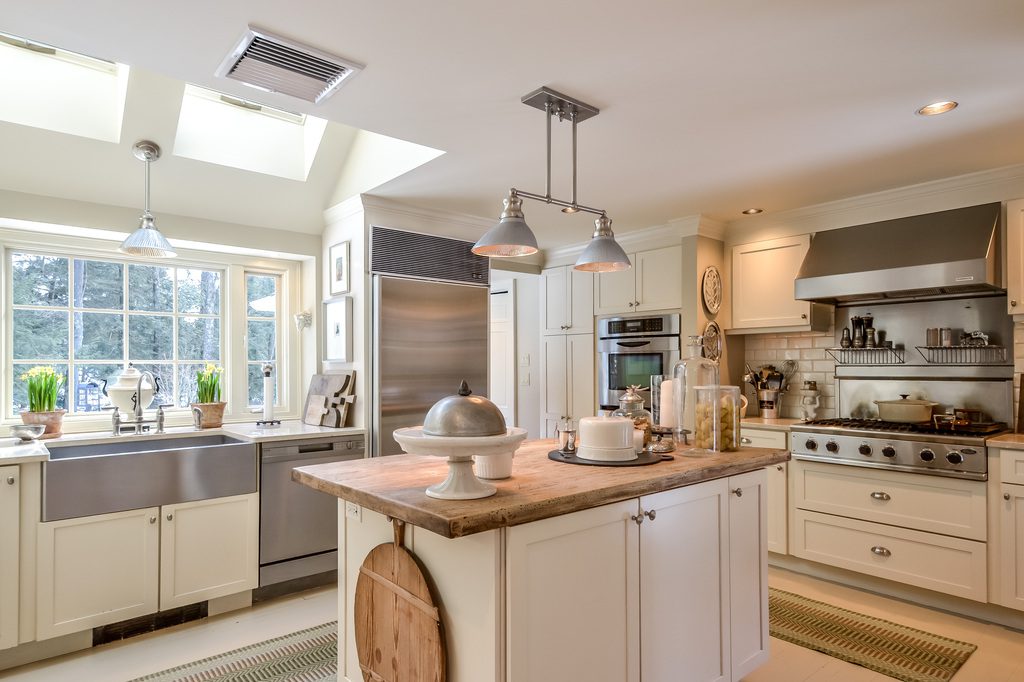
190;402;226;428
20;409;66;439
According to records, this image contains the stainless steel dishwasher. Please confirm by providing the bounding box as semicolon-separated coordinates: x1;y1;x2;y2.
259;435;364;586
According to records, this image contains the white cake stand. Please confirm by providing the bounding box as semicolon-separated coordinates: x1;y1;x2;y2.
392;427;528;500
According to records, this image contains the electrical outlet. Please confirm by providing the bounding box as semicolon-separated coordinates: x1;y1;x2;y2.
519;353;530;366
519;371;530;386
345;501;361;521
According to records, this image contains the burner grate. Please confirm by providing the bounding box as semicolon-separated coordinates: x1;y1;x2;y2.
801;418;1006;437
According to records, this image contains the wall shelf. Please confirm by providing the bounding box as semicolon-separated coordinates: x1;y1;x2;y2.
825;347;906;365
914;346;1007;365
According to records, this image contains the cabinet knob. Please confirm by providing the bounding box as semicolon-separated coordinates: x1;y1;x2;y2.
801;313;808;319
5;476;14;485
870;546;892;557
1006;493;1013;501
149;516;157;524
630;514;644;525
870;491;891;501
1012;300;1018;307
776;465;784;471
634;300;640;307
627;302;634;307
166;513;174;521
732;488;743;497
643;509;657;521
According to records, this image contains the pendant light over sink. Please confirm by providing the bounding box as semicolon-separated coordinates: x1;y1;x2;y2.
119;140;176;258
472;87;630;273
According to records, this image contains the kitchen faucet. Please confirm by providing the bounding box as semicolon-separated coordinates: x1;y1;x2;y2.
110;370;165;435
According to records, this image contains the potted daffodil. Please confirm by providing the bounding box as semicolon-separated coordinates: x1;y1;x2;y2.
191;363;226;428
20;366;66;438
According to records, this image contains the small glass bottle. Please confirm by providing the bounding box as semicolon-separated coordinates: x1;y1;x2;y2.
672;335;720;445
611;385;653;448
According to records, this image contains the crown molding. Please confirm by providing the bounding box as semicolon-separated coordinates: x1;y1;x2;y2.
668;214;726;241
543;214;726;266
322;194;365;225
358;194;494;231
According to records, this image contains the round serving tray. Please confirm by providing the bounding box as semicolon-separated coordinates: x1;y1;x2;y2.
548;450;674;467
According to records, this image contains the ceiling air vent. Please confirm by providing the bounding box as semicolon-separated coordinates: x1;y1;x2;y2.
215;27;362;104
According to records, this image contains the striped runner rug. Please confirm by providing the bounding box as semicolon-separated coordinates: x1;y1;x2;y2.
769;588;976;682
128;621;337;682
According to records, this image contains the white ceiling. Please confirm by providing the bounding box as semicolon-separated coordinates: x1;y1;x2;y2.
4;1;1024;247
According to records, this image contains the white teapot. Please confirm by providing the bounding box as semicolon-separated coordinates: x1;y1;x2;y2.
102;364;160;415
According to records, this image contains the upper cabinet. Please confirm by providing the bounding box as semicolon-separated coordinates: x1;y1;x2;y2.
542;266;594;335
1007;199;1024;315
595;245;683;315
729;235;830;332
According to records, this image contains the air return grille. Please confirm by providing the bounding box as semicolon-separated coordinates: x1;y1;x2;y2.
371;227;489;286
215;27;362;104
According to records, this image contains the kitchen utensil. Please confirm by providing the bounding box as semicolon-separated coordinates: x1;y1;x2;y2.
757;389;781;418
852;317;865;348
865;328;877;348
10;424;45;441
873;395;939;423
953;408;985;423
780;360;797;390
354;519;445;682
423;380;506;437
302;372;356;427
556;417;577;453
933;414;969;430
393;426;527;498
840;327;852;348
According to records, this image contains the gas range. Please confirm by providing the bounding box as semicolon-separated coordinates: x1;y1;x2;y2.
789;418;1007;481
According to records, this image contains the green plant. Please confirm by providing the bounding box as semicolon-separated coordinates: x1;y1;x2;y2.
20;366;64;412
196;363;224;403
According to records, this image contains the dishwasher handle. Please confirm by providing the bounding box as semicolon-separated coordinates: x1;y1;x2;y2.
262;440;364;463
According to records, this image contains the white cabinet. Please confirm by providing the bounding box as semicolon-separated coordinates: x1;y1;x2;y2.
541;265;594;335
159;494;259;610
741;427;788;555
1007;199;1024;314
595;245;682;315
541;334;594;437
729;235;830;332
505;471;767;682
0;465;19;650
997;483;1024;610
36;493;258;639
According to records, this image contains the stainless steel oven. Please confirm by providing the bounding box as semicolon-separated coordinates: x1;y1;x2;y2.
597;314;680;410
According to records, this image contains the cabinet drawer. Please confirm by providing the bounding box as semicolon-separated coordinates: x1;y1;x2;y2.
791;509;987;602
1000;448;1024;486
741;428;786;450
791;460;986;541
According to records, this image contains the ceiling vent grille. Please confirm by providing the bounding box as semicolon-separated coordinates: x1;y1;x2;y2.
215;27;362;104
371;227;490;286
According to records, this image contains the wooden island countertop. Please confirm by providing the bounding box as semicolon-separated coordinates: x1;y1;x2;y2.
293;438;789;538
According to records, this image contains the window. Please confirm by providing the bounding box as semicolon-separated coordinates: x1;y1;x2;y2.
245;273;280;407
10;252;222;415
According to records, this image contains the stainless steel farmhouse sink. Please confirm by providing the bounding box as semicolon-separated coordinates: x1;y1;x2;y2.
43;435;258;521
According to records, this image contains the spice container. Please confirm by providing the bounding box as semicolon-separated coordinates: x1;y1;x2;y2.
692;385;742;453
611;385;653;448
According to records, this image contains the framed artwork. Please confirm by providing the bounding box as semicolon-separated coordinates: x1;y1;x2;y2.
329;241;350;295
323;296;352;362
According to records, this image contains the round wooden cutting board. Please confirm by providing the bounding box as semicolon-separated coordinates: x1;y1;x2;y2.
354;521;446;682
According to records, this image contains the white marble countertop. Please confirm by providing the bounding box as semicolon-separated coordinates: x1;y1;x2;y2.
741;417;805;432
985;433;1024;450
0;439;50;464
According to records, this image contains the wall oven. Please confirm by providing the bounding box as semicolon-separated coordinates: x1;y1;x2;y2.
597;314;680;410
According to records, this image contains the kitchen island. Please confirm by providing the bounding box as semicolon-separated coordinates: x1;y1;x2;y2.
295;439;789;682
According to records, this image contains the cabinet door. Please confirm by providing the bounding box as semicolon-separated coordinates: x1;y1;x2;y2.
731;235;811;329
636;246;682;312
567;333;595;419
160;493;258;610
0;466;19;650
640;479;730;682
594;263;636;315
728;469;770;679
507;499;639;682
1007;199;1024;315
540;335;568;425
37;507;159;640
567;268;595;333
541;266;569;335
997;484;1024;611
766;462;788;555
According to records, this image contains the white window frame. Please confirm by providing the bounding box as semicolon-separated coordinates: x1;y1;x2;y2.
1;228;302;432
243;269;283;409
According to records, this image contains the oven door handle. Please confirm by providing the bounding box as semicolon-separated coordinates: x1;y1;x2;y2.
615;341;652;348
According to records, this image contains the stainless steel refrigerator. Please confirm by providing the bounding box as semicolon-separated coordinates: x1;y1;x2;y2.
370;227;490;457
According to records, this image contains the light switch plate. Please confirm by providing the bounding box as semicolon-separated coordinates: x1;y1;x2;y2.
345;501;361;521
519;353;530;366
519;371;530;386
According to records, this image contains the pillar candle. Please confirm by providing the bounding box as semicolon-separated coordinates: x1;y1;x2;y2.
659;379;676;428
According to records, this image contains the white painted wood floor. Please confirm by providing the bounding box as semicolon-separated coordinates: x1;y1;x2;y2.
2;568;1023;681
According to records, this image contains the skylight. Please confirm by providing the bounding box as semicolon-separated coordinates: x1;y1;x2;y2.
0;32;129;142
173;85;327;181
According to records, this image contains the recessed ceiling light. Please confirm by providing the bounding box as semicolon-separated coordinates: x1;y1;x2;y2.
916;101;958;116
742;208;763;215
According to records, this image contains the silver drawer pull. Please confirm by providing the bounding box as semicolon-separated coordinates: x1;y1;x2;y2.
870;546;891;557
630;514;644;526
741;437;752;445
643;509;657;521
776;465;784;471
870;491;891;501
732;488;743;497
1006;493;1012;501
149;516;157;524
5;476;14;485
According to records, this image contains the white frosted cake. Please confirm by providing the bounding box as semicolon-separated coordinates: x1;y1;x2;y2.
577;416;637;462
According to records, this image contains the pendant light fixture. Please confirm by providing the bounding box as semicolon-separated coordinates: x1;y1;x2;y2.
119;140;176;258
472;87;630;272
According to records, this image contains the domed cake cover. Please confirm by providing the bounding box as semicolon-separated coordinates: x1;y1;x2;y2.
422;380;507;437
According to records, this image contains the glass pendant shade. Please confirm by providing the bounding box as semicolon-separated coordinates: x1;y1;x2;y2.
120;212;176;258
472;192;539;257
574;215;631;272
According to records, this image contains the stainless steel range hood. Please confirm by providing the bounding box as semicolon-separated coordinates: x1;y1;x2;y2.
794;203;1002;304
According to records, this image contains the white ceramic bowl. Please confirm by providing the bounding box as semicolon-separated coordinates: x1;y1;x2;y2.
10;424;45;441
392;426;528;458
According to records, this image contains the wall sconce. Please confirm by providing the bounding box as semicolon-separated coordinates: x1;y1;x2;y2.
293;310;313;331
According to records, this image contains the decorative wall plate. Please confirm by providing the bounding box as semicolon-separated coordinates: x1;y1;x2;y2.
702;321;723;361
702;266;722;314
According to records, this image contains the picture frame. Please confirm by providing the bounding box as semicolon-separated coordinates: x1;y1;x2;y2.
329;241;350;295
323;296;352;362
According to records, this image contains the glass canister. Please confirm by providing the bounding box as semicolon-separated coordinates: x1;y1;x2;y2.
611;385;653;448
692;385;742;453
672;335;720;445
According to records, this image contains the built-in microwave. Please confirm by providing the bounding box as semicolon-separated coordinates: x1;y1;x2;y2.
597;314;681;410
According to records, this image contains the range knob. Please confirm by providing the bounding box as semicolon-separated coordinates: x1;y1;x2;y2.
946;452;964;465
881;446;897;458
858;443;872;456
804;438;818;451
919;448;935;462
825;440;839;453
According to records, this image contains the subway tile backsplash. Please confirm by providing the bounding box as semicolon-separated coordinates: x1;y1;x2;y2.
743;324;837;419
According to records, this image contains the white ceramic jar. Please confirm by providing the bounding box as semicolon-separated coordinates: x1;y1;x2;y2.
102;364;158;414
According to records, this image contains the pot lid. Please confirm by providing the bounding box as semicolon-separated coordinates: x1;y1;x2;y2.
109;363;152;389
619;385;646;406
874;395;939;406
422;380;507;437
